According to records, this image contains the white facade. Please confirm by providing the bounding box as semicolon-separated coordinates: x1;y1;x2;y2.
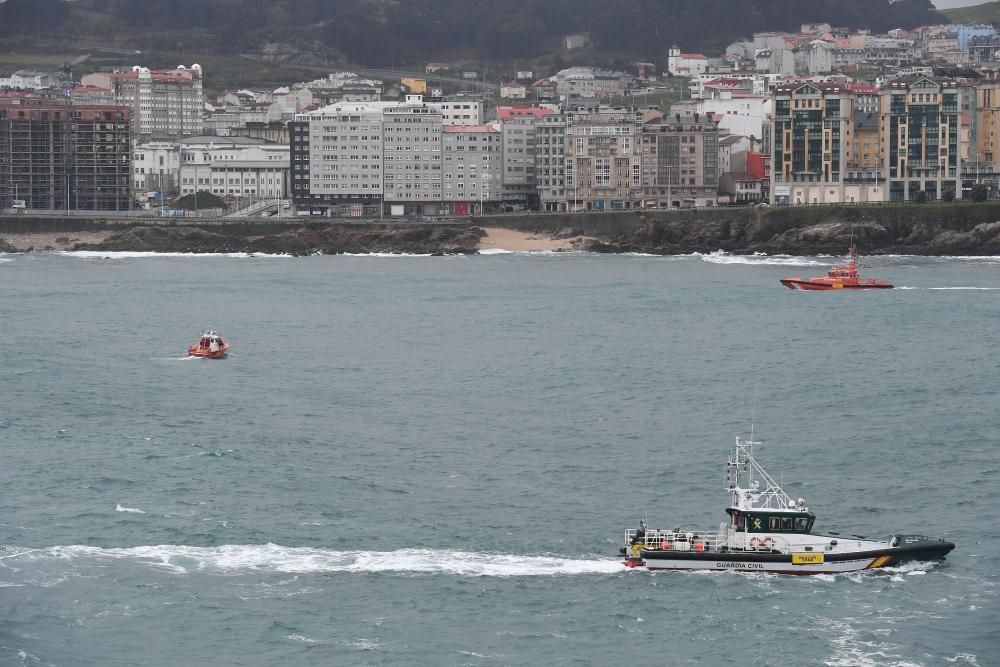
701;96;769;138
0;70;54;90
434;100;483;126
178;142;289;198
82;64;204;138
667;47;709;76
132;141;184;193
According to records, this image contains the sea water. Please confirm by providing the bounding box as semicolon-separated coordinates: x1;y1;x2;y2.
0;251;997;665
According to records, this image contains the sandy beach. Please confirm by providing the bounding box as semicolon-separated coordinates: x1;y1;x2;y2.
0;231;113;252
477;227;577;252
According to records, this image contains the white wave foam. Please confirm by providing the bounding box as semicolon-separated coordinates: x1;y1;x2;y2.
114;504;146;514
7;544;624;577
478;248;514;255
927;287;1000;291
58;251;284;259
698;250;827;266
338;252;435;257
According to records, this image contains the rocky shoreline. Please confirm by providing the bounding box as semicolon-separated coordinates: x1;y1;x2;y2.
4;208;1000;256
69;224;486;256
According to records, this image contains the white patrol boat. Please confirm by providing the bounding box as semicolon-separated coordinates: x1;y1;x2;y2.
620;437;955;574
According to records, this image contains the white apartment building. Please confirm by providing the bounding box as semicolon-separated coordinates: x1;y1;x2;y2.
434;100;483;126
442;125;501;213
382;104;443;211
176;137;288;199
290;96;485;215
82;64;204;138
132;140;183;193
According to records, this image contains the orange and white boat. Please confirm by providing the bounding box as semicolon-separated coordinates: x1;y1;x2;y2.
187;329;230;358
780;242;892;290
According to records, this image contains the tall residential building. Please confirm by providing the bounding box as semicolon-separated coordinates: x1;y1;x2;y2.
442;125;501;214
564;107;644;211
290;96;492;216
497;107;554;207
382;103;443;212
82;65;204;139
290;101;386;217
975;77;1000;169
0;96;131;211
880;77;961;201
535;112;568;211
639;112;720;209
770;82;857;205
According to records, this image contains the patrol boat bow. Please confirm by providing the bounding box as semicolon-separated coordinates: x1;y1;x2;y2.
620;437;954;574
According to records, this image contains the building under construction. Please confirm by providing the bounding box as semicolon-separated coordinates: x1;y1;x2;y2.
0;95;132;211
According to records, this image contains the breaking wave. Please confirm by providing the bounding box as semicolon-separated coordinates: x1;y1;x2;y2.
58;251;290;259
697;251;827;267
1;544;624;577
114;504;146;514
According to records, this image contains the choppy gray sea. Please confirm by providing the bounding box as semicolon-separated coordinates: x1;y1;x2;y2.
1;249;997;666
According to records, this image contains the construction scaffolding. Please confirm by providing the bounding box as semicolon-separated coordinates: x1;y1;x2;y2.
0;97;131;211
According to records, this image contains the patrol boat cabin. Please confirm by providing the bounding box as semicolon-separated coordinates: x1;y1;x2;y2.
620;437;954;574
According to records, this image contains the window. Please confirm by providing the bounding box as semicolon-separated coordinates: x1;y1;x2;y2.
794;517;810;531
780;517;793;531
768;517;780;530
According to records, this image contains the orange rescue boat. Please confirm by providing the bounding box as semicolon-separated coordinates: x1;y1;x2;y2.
780;242;892;290
187;329;230;358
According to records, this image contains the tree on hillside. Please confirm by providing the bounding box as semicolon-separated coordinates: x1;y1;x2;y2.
0;0;69;33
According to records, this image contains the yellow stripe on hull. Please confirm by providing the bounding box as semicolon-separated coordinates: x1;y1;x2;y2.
866;555;893;569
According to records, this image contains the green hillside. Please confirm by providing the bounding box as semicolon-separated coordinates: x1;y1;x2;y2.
942;1;1000;23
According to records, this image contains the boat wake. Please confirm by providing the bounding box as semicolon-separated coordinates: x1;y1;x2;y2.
898;286;1000;291
0;544;624;577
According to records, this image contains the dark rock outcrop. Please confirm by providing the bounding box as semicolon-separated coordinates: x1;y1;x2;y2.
72;224;485;256
0;238;16;253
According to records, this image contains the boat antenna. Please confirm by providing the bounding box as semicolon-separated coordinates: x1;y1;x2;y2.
750;385;758;443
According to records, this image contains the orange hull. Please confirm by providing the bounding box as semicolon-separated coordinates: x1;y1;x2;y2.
187;343;229;358
781;243;892;291
781;278;893;290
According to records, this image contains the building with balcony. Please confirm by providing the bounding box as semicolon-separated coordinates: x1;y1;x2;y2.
770;81;857;205
82;64;204;139
639;112;720;209
880;77;961;201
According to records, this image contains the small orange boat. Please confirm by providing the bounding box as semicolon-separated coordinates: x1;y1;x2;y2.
187;329;230;358
780;242;892;290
